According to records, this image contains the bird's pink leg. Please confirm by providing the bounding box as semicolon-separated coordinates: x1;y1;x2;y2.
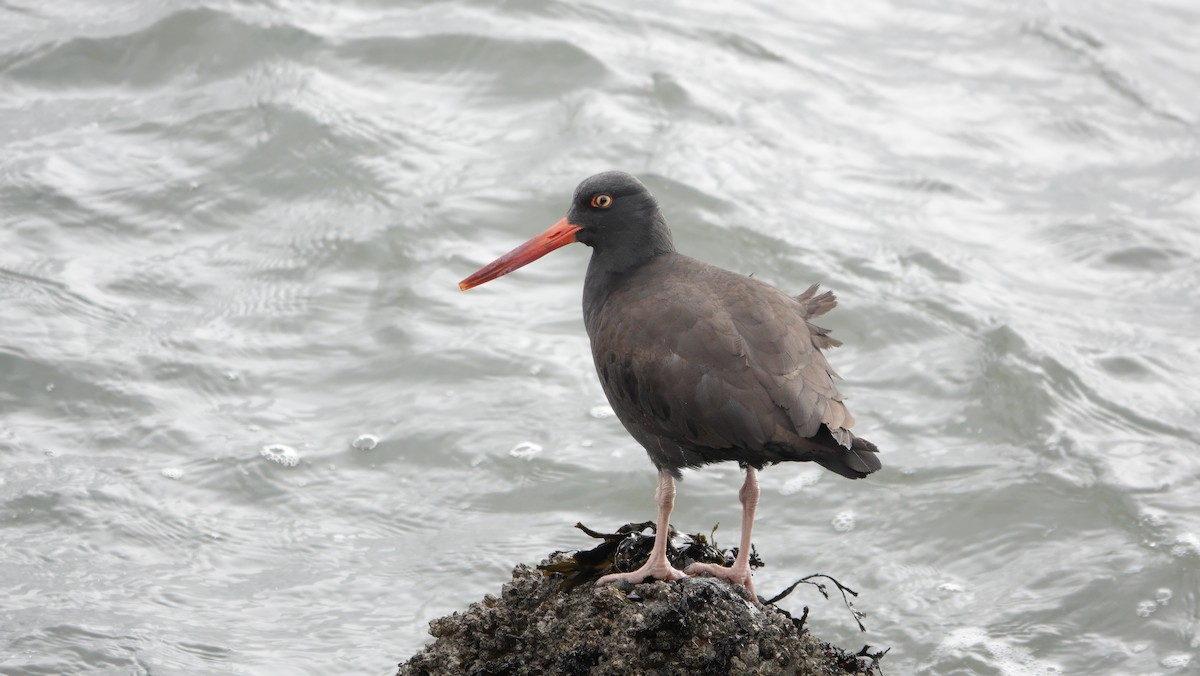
685;466;758;597
596;469;688;586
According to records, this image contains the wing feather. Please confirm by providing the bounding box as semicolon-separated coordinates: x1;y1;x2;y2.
588;255;861;471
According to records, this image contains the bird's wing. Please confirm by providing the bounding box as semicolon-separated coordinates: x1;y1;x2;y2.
729;276;856;443
590;259;853;456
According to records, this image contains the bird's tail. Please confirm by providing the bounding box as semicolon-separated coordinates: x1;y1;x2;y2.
814;432;881;480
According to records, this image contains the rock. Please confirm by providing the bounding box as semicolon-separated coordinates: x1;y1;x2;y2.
398;555;883;676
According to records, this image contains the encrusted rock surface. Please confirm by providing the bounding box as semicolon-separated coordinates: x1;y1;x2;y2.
398;557;881;676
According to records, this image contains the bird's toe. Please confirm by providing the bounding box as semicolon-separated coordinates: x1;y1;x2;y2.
684;562;755;596
596;561;688;586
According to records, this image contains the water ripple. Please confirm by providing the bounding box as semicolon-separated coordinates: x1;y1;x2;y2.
0;8;322;89
1;1;1199;674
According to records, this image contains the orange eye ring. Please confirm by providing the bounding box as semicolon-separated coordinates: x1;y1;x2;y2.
591;194;613;209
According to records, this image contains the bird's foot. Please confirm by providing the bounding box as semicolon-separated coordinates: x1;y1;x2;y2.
595;557;688;587
685;561;755;597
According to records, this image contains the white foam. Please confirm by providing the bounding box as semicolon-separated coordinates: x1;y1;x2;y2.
1160;654;1191;669
508;441;542;460
831;511;856;533
780;469;822;495
352;434;379;451
260;444;300;467
1171;533;1199;557
932;627;1063;676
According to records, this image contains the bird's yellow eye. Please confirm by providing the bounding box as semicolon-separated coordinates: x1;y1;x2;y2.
591;194;613;209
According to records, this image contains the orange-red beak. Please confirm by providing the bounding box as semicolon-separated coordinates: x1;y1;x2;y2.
459;218;583;291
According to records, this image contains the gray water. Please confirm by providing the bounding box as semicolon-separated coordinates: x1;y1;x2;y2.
2;1;1198;674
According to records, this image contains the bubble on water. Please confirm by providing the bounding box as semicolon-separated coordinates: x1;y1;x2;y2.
589;405;615;419
937;582;966;593
352;434;379;451
1136;600;1157;617
261;444;300;467
45;383;55;392
780;469;822;495
508;441;542;460
224;371;239;381
161;468;183;480
1156;588;1173;605
529;364;543;376
1161;654;1191;669
831;511;856;532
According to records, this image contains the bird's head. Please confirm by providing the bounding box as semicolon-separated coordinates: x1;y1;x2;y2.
459;171;672;291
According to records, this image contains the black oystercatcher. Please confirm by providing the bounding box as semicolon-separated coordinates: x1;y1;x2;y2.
459;171;880;595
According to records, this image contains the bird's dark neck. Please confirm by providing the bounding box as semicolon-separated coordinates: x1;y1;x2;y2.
583;215;675;334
